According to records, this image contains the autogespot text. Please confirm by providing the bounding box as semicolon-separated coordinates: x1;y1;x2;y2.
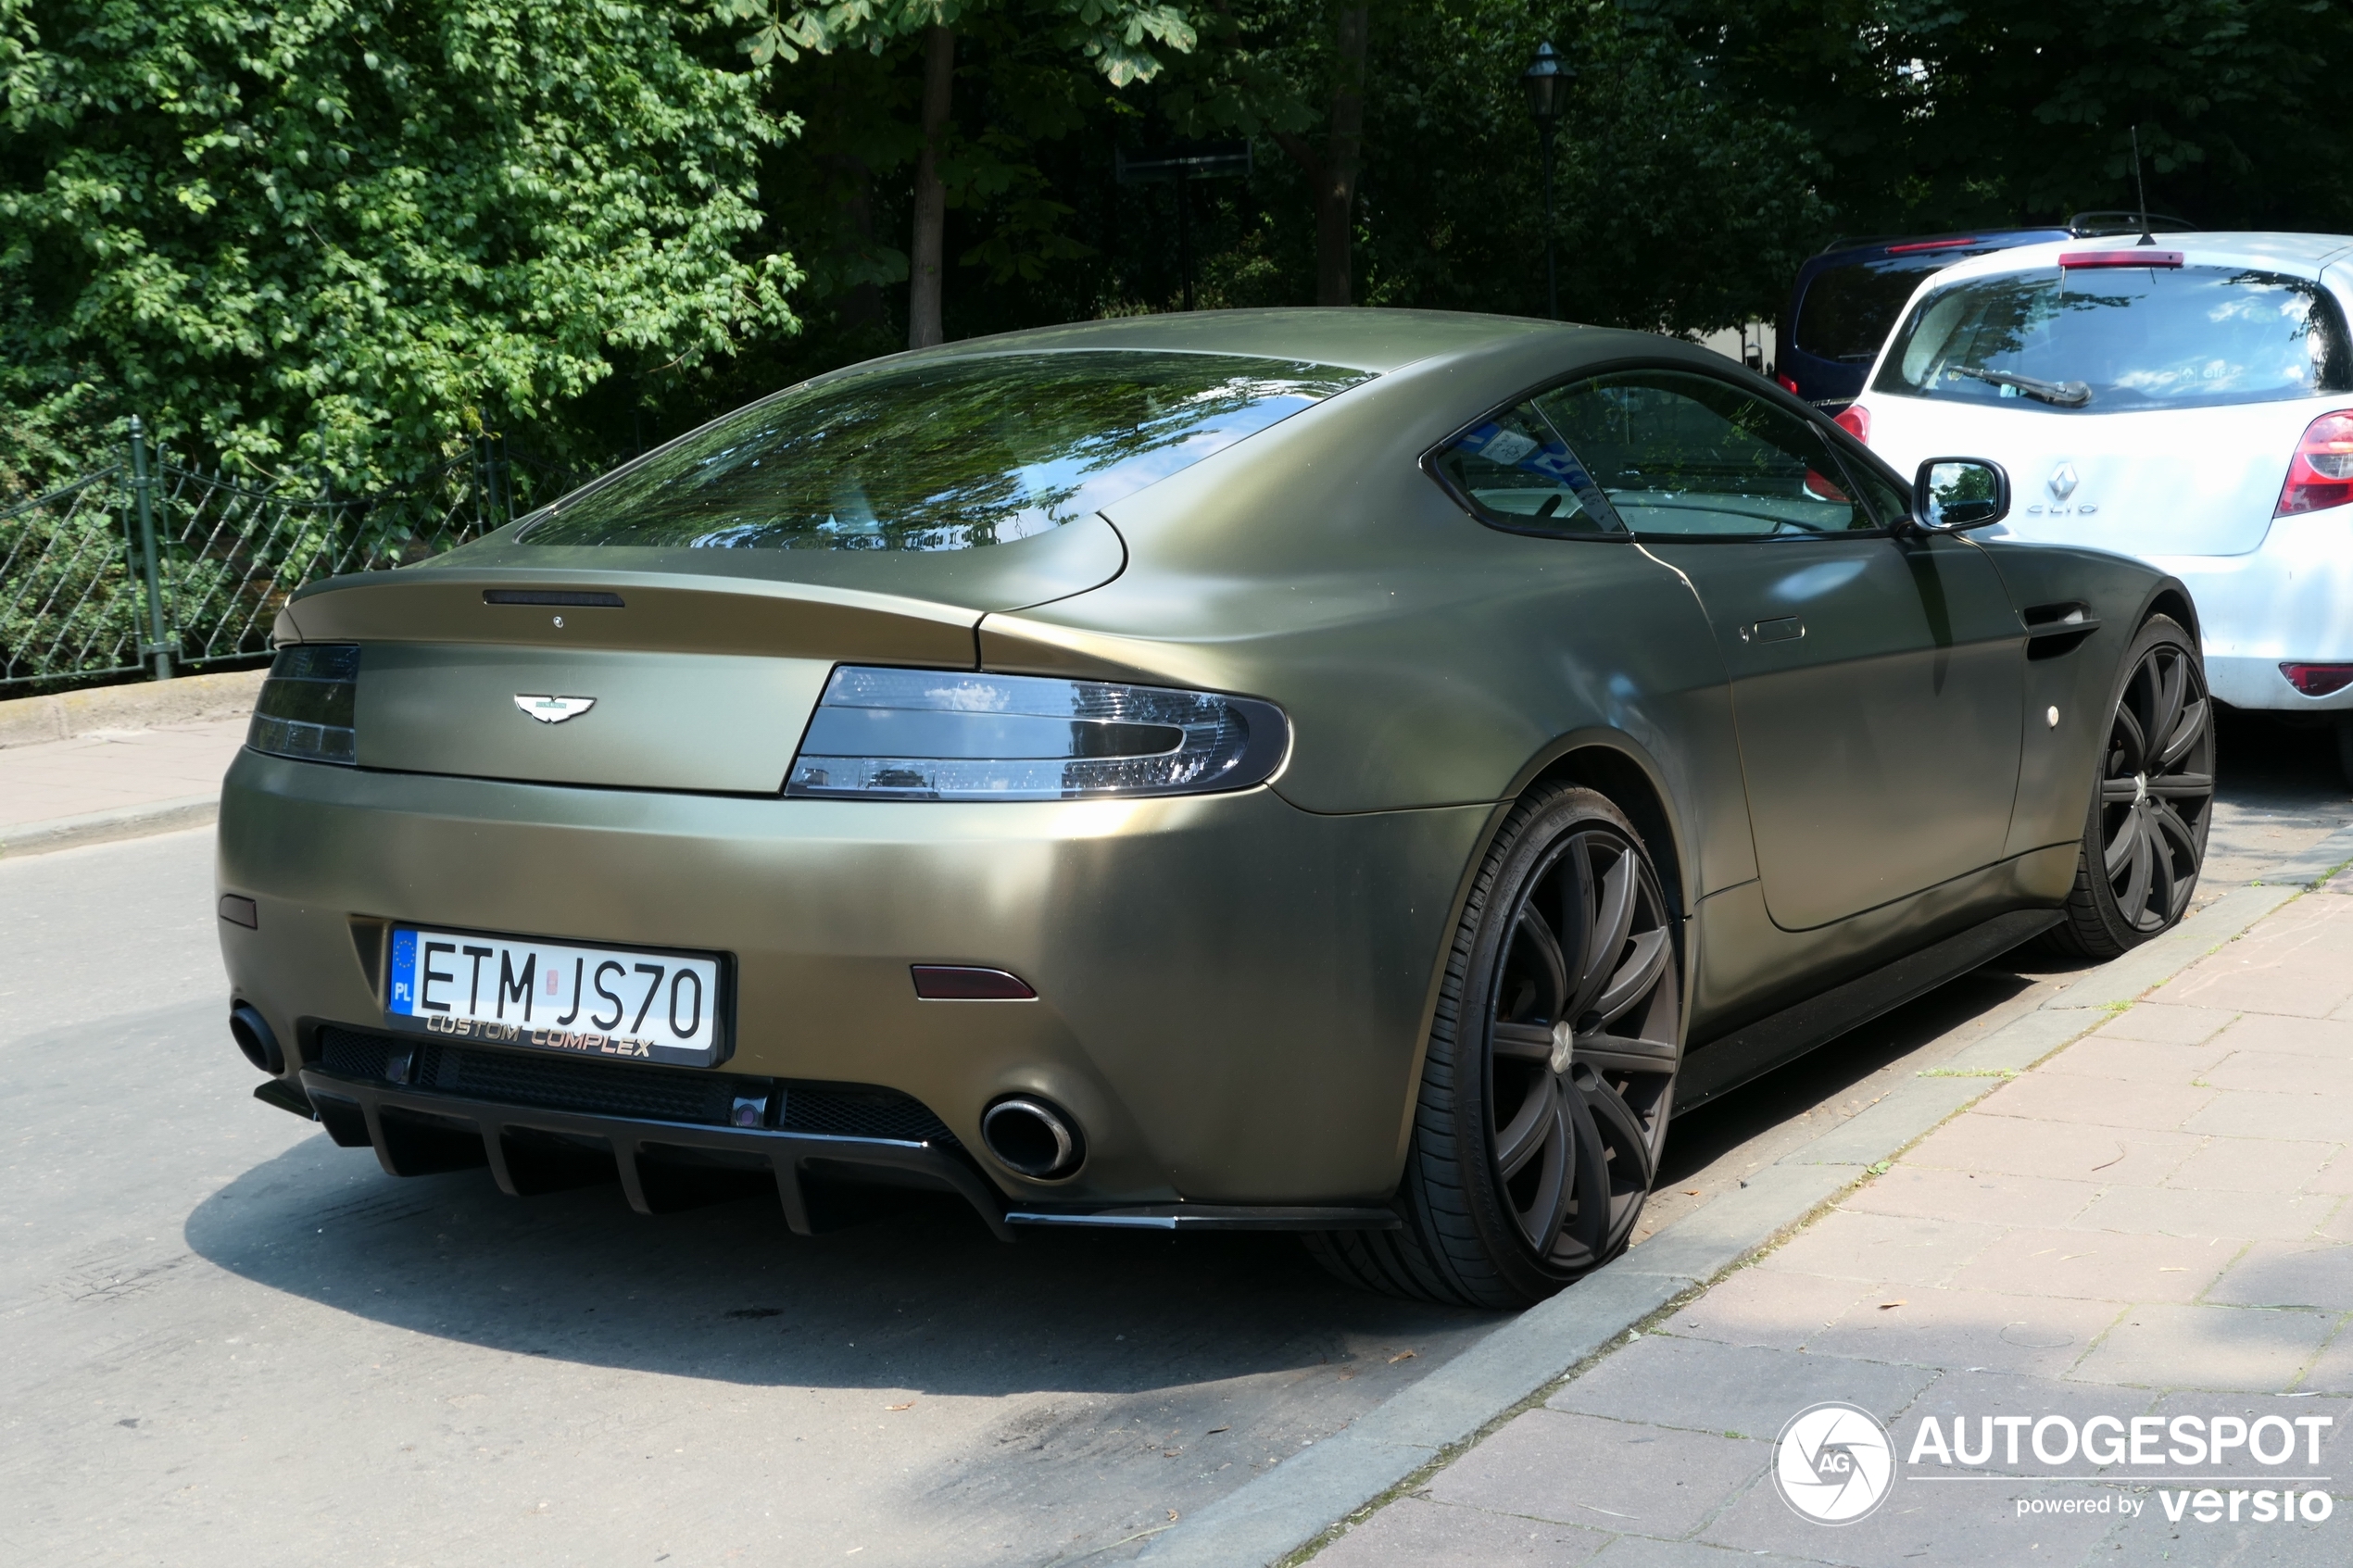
1905;1409;2336;1527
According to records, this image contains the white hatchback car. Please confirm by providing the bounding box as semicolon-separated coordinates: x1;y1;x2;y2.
1847;232;2353;773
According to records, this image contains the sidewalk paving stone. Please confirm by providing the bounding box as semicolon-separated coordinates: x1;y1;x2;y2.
1664;1270;1876;1353
1755;1210;2003;1287
1896;1114;2198;1188
2185;1089;2353;1143
0;718;244;833
2066;1185;2340;1242
1422;1411;1766;1537
2208;1241;2353;1312
1544;1336;1935;1441
2068;1301;2338;1389
1842;1165;2102;1228
1969;1071;2220;1132
2163;1135;2338;1194
2091;1002;2240;1045
1947;1227;2234;1304
2205;1011;2353;1058
1311;1498;1608;1567
1804;1285;2123;1378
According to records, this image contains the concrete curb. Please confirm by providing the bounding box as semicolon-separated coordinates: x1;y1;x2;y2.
0;668;264;750
1139;884;2301;1568
0;795;219;859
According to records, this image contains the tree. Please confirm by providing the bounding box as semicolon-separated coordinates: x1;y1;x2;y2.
0;0;799;493
736;0;1199;346
1651;0;2353;236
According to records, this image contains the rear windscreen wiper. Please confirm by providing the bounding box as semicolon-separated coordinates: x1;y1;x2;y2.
1949;366;2092;407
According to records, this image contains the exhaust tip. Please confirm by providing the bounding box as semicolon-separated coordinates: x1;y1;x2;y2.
980;1096;1084;1180
230;1003;284;1076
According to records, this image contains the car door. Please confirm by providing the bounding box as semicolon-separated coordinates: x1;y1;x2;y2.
1536;367;2024;931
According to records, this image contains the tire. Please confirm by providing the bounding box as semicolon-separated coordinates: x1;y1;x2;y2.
2335;718;2353;792
2045;615;2214;960
1307;785;1682;1309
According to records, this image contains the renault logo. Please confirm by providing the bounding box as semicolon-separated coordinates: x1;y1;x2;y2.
514;695;596;723
2048;462;2080;502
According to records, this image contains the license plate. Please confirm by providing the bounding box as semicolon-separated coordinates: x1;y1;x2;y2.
385;926;727;1067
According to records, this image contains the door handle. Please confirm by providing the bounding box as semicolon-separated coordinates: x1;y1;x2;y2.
1742;616;1805;644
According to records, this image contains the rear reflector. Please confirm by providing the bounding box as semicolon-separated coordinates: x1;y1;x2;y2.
1834;406;1870;445
2282;664;2353;697
2276;409;2353;517
1884;237;1979;254
912;966;1038;1000
2058;249;2183;269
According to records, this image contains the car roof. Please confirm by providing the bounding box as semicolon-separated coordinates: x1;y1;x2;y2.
856;308;1615;377
1923;232;2353;282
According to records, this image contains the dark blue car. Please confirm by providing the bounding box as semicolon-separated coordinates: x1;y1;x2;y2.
1774;214;2189;411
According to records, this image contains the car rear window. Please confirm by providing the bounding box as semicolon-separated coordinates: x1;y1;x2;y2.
1874;264;2353;411
522;350;1374;551
1792;257;1952;361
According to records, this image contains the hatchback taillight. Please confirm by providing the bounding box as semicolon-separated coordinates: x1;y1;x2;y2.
2282;663;2353;697
1834;406;1870;445
2276;410;2353;517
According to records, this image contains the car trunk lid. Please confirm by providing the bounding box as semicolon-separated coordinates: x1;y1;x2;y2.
279;516;1123;793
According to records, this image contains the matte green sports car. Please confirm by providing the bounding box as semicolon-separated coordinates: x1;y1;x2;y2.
218;310;2212;1308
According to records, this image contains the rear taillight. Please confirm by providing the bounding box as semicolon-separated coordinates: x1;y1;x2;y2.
249;645;359;764
1834;406;1870;445
786;667;1288;800
2282;663;2353;697
2277;411;2353;517
1776;374;1801;396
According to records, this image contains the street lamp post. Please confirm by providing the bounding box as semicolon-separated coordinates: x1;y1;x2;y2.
1521;41;1569;320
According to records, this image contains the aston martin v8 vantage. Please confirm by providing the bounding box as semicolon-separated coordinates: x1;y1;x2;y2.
218;310;2212;1307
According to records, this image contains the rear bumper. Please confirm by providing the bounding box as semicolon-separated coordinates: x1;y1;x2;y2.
2154;507;2353;711
218;749;1491;1209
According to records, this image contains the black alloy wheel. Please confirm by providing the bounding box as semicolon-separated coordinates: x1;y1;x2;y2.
1308;785;1682;1308
2049;615;2213;959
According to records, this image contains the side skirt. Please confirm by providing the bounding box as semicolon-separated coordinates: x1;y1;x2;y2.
1673;907;2060;1115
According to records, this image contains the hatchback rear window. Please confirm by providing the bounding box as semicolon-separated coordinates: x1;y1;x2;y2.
1874;265;2353;411
1793;257;1952;361
523;351;1373;551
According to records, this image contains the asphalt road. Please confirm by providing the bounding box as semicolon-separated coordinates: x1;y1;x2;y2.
4;715;2346;1567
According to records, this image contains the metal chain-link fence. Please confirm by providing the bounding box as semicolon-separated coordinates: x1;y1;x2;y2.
0;427;583;695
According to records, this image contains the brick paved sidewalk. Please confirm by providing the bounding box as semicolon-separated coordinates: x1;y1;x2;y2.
0;718;246;834
1311;888;2353;1567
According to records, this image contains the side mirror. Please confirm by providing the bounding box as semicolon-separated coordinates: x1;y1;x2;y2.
1913;458;2011;532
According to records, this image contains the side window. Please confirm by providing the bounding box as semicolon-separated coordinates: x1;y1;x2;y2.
1829;447;1914;530
1429;402;1623;536
1534;370;1879;537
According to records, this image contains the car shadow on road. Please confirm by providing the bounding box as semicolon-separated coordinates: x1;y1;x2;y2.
182;1133;1500;1398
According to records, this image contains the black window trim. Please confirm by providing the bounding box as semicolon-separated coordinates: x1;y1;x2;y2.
1422;356;1919;544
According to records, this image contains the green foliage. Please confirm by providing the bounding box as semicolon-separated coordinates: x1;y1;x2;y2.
0;0;801;495
1651;0;2353;235
728;0;1197;85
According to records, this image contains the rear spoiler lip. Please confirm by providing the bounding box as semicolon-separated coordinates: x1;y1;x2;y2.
277;565;985;669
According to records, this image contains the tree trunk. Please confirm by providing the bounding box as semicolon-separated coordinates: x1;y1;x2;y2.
907;25;955;349
1276;6;1370;307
